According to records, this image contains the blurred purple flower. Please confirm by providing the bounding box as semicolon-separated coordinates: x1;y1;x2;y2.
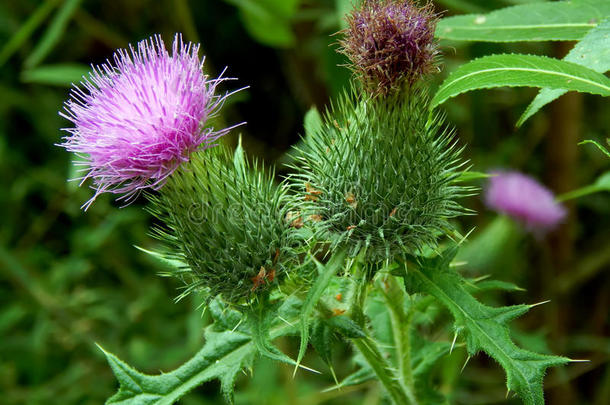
485;171;566;232
60;34;240;209
339;0;438;95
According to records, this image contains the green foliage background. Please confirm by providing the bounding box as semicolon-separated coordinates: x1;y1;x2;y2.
0;0;608;404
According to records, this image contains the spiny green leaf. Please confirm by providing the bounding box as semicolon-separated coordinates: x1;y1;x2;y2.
518;17;610;127
102;309;299;405
311;319;333;365
405;248;570;405
431;54;610;109
412;339;452;378
100;329;254;405
325;315;366;339
295;249;347;373
436;0;609;42
247;300;300;367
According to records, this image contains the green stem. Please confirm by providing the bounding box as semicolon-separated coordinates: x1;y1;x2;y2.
345;258;417;405
380;276;419;405
351;337;410;405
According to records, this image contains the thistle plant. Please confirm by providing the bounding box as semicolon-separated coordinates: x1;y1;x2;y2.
58;1;576;404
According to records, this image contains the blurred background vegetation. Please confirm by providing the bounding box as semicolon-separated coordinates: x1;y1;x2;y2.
0;0;607;404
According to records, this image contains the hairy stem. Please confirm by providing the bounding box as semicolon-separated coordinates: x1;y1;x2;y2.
345;259;417;404
380;276;418;405
351;337;411;405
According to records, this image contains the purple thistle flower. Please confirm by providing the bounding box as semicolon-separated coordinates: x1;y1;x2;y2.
485;171;567;232
339;0;439;96
60;34;241;209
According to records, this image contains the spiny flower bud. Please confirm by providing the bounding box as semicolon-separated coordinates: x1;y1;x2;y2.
148;146;297;304
339;0;439;96
59;34;240;209
293;91;468;264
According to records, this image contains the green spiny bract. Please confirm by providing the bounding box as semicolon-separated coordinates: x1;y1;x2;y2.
291;89;468;264
147;146;296;305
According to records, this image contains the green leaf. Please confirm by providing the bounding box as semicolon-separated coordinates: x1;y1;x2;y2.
431;54;610;109
325;315;366;339
310;319;333;365
247;300;301;367
21;63;89;87
101;329;254;405
518;18;610;126
436;0;609;42
454;170;493;182
135;246;189;272
102;308;299;404
404;248;570;405
224;0;299;48
556;171;610;202
579;139;610;158
0;0;60;67
24;0;83;68
232;136;247;174
303;107;323;139
295;249;347;372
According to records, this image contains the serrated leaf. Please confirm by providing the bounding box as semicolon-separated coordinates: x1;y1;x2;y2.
518;17;610;126
431;54;610;109
331;365;376;390
404;248;570;405
311;319;333;365
100;329;254;405
295;249;347;372
247;300;300;367
436;0;609;42
412;339;452;378
208;297;243;331
469;279;525;293
102;313;298;405
325;315;366;339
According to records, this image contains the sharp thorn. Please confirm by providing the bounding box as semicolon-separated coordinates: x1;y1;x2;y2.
231;318;243;332
450;332;458;354
529;299;551;308
461;355;471;373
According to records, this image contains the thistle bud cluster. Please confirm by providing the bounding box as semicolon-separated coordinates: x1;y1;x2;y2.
59;1;467;303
